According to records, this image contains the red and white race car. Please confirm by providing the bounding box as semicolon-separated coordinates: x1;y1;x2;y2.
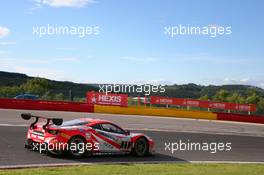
21;113;154;158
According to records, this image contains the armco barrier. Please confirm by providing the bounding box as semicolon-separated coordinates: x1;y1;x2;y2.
95;105;217;120
216;112;264;124
0;98;94;112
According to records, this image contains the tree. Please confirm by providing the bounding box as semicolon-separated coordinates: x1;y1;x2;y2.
0;86;22;98
246;93;259;104
41;91;54;100
227;92;245;104
54;93;64;101
212;90;229;102
0;87;9;97
199;95;210;101
21;78;50;96
256;97;264;114
73;97;86;102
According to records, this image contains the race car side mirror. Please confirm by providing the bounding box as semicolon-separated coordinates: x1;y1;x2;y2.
52;118;63;126
21;113;31;120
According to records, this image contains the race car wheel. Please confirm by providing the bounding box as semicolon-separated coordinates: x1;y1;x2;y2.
133;137;149;157
25;139;33;149
67;136;86;158
47;148;63;157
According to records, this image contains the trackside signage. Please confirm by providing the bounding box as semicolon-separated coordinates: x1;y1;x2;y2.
87;92;128;107
0;98;94;112
150;96;256;112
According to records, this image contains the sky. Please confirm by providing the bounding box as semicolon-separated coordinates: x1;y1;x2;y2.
0;0;263;88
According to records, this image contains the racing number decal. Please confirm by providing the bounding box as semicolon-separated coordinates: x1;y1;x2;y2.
91;129;121;151
120;141;131;149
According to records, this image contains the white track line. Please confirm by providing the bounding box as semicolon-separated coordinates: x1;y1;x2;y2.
0;124;27;127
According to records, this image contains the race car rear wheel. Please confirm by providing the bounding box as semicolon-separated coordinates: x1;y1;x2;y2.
67;136;86;158
47;148;63;157
133;137;149;157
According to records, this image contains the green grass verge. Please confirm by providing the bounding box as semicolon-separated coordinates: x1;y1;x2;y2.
0;163;264;175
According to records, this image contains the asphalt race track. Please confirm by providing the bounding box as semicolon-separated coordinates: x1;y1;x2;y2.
0;109;264;167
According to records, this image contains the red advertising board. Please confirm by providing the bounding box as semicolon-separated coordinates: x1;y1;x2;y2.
0;98;94;112
150;96;256;112
216;112;264;124
87;91;128;107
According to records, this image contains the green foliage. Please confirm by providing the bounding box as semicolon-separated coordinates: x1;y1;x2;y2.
128;97;139;106
256;98;264;114
41;91;54;100
246;93;259;104
1;71;264;114
199;95;210;101
212;90;229;102
1;164;264;175
54;93;64;101
73;97;86;103
227;92;245;104
21;78;50;96
0;71;97;98
0;86;22;98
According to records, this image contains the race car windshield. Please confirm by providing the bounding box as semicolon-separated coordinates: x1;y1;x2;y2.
60;119;89;127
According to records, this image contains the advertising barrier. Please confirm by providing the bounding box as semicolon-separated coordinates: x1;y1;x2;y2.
87;91;128;107
0;98;94;112
150;96;256;112
216;112;264;124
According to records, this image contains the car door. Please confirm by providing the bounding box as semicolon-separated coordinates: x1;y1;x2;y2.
91;123;131;153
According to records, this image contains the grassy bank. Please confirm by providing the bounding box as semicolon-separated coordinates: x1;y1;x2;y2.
1;163;264;175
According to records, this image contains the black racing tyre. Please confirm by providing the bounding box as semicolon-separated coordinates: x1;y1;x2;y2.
25;139;33;149
67;136;86;158
132;137;149;157
47;147;64;157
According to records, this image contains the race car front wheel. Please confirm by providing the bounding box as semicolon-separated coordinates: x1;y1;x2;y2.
133;137;149;157
67;136;86;158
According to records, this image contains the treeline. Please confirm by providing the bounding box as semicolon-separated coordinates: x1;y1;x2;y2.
157;84;264;115
0;71;97;98
198;89;264;115
0;78;85;102
1;71;264;115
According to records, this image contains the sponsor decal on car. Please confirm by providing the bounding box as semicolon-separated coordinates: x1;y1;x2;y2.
60;133;70;139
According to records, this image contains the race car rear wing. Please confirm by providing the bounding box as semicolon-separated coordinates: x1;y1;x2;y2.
21;113;63;129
